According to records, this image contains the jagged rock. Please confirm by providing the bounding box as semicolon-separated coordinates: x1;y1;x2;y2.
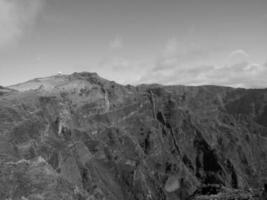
0;73;266;200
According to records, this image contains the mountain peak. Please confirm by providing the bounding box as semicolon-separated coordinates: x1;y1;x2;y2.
8;72;110;92
71;71;99;78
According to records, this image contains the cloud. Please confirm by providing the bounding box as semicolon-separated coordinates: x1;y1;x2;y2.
97;56;147;84
99;36;266;88
140;61;267;88
163;38;178;56
0;0;45;48
138;44;267;88
229;49;249;58
99;57;129;71
152;38;212;73
109;36;123;50
227;49;250;65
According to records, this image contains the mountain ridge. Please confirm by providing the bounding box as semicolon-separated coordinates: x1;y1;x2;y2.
0;72;266;200
7;71;262;92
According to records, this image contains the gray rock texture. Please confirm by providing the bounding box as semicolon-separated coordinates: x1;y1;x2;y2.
0;72;266;200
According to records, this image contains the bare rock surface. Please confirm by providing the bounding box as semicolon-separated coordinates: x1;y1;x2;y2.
0;72;266;200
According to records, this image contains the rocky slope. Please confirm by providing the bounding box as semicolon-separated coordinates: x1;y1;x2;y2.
0;72;266;200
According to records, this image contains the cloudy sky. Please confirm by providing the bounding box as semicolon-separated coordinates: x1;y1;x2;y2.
0;0;267;87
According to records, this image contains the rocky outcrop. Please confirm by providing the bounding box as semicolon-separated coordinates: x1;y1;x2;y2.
0;72;266;200
0;85;16;96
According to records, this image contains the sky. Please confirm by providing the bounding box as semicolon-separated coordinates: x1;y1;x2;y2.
0;0;267;88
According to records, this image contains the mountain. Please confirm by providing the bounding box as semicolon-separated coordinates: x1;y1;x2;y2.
0;85;16;96
0;72;266;200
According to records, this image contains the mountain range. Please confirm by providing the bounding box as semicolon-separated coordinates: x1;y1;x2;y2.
0;72;266;200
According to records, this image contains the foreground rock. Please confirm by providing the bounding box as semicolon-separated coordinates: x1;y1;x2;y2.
0;72;266;200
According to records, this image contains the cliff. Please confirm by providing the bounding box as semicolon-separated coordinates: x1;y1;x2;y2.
0;72;266;200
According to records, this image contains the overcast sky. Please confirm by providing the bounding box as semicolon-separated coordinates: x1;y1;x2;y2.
0;0;267;87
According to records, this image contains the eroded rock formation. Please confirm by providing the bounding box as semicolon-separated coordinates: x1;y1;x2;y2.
0;72;266;200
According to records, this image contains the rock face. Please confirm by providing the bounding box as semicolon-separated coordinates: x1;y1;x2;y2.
0;72;266;200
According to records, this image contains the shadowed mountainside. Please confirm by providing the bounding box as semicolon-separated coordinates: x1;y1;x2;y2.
0;72;267;200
